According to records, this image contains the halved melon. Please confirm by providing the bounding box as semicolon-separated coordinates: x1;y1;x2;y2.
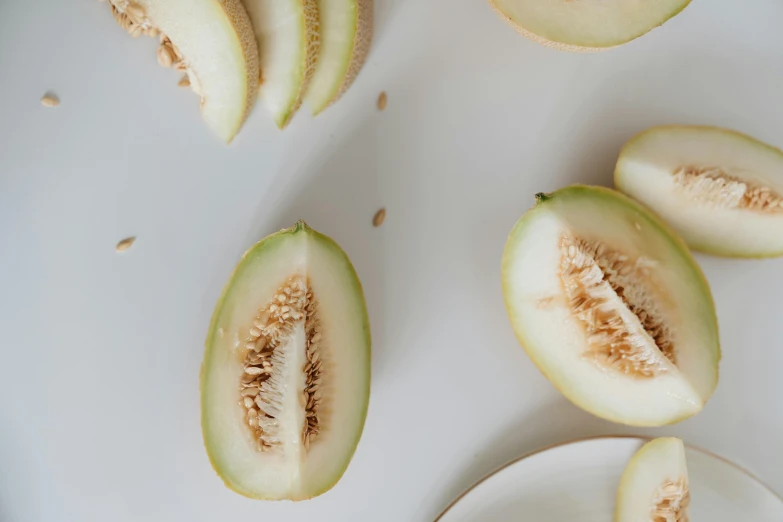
488;0;691;52
108;0;259;143
201;221;371;500
501;186;720;426
305;0;373;115
615;125;783;258
615;438;690;522
244;0;320;128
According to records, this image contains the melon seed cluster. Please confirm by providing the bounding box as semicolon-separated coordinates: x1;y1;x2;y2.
239;277;324;452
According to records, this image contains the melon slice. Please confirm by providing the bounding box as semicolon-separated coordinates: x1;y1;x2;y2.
488;0;691;52
244;0;320;128
108;0;259;143
501;186;720;426
305;0;373;115
201;221;371;500
615;125;783;258
615;438;690;522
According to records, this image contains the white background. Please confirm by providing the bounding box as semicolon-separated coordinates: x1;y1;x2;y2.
1;0;782;521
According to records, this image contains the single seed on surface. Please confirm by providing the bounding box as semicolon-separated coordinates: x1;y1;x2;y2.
373;208;386;227
377;91;387;111
40;95;60;107
115;236;136;252
178;75;191;88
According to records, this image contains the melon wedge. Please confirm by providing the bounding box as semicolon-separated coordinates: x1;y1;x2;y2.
109;0;259;143
201;221;371;500
615;438;690;522
488;0;691;52
244;0;320;128
615;125;783;258
305;0;373;115
501;186;720;426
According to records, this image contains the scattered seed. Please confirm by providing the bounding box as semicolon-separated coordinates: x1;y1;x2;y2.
377;91;387;111
373;208;386;227
40;94;60;107
115;236;136;252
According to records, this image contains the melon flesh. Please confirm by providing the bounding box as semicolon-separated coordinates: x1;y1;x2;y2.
501;186;720;427
245;0;320;128
201;221;371;500
489;0;691;51
305;0;373;114
615;125;783;258
109;0;259;142
615;438;690;522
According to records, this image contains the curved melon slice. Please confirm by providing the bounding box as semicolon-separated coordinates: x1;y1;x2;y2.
305;0;373;115
615;438;690;522
488;0;691;52
201;221;371;500
615;125;783;258
109;0;259;143
501;186;720;426
245;0;320;128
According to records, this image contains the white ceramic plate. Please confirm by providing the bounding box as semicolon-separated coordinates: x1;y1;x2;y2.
437;437;783;522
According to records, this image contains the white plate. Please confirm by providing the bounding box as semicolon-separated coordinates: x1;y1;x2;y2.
437;437;783;522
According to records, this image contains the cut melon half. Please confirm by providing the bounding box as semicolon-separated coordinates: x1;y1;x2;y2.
615;125;783;258
615;438;690;522
245;0;320;128
201;221;371;500
488;0;691;52
108;0;259;143
305;0;373;115
501;186;720;426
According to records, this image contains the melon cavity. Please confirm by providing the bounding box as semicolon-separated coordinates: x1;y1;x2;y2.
501;186;720;426
615;125;783;258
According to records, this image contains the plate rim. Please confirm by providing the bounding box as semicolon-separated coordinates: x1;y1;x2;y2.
434;434;783;521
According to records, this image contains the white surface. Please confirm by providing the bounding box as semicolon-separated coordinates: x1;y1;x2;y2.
437;437;783;521
1;0;782;521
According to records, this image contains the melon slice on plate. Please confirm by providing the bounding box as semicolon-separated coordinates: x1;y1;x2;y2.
305;0;373;115
244;0;320;128
615;438;690;522
108;0;259;143
201;221;371;500
501;186;720;427
488;0;691;52
615;125;783;258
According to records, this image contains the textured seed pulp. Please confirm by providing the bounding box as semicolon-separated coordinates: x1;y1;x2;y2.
673;165;783;213
239;275;324;453
652;478;690;522
107;1;202;95
559;235;674;378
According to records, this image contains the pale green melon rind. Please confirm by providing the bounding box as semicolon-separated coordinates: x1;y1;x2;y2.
501;186;720;426
615;125;783;259
200;221;371;500
487;0;691;51
305;0;373;115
